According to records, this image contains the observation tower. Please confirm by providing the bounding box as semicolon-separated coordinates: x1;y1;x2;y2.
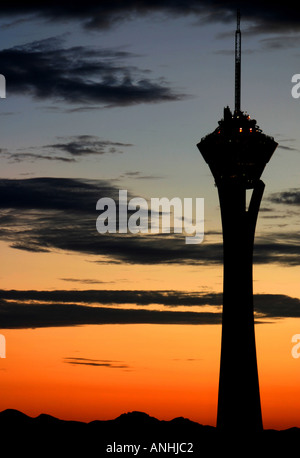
197;11;278;432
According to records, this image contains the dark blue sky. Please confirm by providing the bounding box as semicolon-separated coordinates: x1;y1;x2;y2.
0;1;299;297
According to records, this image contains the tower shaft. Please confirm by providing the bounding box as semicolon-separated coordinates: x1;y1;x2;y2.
235;10;241;113
216;180;264;432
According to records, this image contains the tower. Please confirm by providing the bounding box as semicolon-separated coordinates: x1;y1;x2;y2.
197;11;278;432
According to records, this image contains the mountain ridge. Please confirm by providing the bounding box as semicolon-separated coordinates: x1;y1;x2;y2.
0;408;299;455
1;408;299;432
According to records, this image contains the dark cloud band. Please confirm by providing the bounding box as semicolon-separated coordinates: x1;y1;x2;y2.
0;38;184;107
0;299;222;329
0;177;299;265
0;2;299;34
0;289;299;329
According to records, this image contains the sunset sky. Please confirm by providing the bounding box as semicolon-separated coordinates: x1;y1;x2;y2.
0;1;300;431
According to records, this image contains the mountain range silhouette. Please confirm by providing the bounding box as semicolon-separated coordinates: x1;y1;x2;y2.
0;409;299;455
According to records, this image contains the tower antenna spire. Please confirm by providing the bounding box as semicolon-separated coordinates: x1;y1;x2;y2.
235;9;241;113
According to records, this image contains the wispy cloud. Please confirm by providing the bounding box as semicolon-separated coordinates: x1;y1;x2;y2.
259;34;300;50
277;145;299;152
6;135;133;163
118;171;164;180
42;136;133;157
60;278;116;285
64;357;130;369
7;152;77;163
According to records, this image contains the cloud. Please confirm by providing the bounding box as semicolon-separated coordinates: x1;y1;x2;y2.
118;171;165;180
259;34;300;50
60;278;116;285
0;289;223;307
0;177;222;264
277;145;299;152
6;135;133;163
0;177;300;266
0;177;119;212
0;37;184;107
253;235;300;266
0;298;222;329
268;189;300;205
64;357;130;369
0;2;299;34
254;293;300;319
0;289;299;329
43;136;133;157
7;153;77;163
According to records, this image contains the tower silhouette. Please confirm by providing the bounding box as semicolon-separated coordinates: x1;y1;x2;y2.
197;11;278;432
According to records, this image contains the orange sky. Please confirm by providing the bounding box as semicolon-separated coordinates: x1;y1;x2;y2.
1;317;299;430
1;237;300;431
